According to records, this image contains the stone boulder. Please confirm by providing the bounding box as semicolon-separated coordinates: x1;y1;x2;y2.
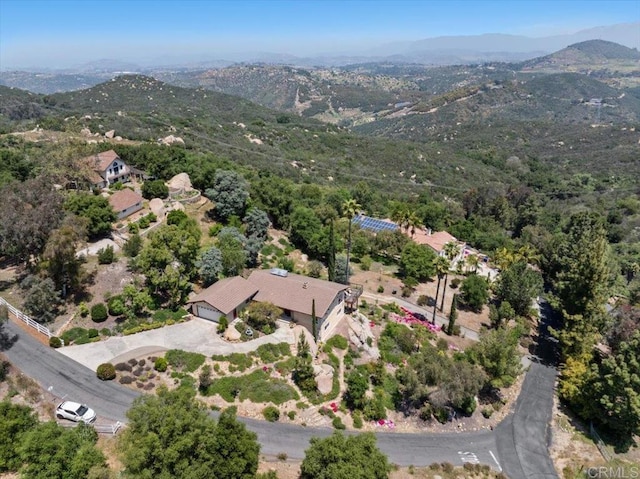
167;172;192;193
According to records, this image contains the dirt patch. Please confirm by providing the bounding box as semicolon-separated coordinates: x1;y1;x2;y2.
550;396;640;475
350;263;489;334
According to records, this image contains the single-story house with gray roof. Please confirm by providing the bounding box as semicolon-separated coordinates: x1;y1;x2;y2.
187;269;350;341
187;276;258;324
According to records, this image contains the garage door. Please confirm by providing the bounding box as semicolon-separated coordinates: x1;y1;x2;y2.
196;304;222;322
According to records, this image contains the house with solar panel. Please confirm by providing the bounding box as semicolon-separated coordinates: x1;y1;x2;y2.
352;214;465;264
351;214;399;234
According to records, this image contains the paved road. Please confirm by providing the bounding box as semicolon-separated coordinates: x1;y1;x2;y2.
1;305;559;474
1;320;498;467
495;298;559;479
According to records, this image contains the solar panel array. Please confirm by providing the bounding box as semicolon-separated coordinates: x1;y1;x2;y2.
352;215;399;233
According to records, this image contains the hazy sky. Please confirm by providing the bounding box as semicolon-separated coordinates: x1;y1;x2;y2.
1;0;638;68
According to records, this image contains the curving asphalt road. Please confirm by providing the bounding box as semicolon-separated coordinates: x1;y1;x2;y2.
1;303;560;476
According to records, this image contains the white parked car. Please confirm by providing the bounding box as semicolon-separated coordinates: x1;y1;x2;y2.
55;401;97;424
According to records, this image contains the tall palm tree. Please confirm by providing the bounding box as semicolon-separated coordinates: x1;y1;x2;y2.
466;253;480;274
406;211;422;238
494;247;515;271
440;241;460;311
517;244;541;266
433;255;450;323
342;198;361;284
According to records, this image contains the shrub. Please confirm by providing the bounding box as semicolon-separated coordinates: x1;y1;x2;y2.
91;303;108;322
450;278;461;289
263;405;280;422
325;335;348;350
482;407;493;419
128;222;139;234
352;411;363;429
154;357;168;372
165;349;206;372
441;462;454;473
417;295;429;306
96;363;116;381
100;328;112;336
97;245;115;264
436;338;448;351
115;362;133;372
419;404;433;421
128;358;138;366
107;296;125;316
434;407;449;424
377;285;384;293
138;216;150;229
139;359;146;367
277;452;288;462
49;336;62;348
119;376;133;384
78;302;89;317
217;316;228;334
287;410;296;420
87;328;99;338
332;416;346;429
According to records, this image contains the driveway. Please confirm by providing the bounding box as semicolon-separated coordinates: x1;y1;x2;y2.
58;317;296;370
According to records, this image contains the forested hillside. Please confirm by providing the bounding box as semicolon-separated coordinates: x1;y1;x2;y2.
0;48;639;450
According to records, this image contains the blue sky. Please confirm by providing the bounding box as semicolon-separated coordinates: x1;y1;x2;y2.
0;0;638;68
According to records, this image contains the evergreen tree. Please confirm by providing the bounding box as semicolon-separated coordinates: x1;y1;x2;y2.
327;219;336;282
293;334;317;395
548;212;611;359
447;294;458;335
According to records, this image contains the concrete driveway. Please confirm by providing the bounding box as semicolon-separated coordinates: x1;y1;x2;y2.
58;317;296;370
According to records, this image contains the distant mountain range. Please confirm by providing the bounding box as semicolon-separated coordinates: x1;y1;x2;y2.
2;21;638;75
1;36;639;198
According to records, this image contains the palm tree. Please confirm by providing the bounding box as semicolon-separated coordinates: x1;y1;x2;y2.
433;256;450;323
342;198;361;284
440;242;460;311
466;253;480;274
406;211;422;238
517;244;541;266
494;247;515;271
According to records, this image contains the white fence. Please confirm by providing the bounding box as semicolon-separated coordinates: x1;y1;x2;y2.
58;420;123;435
590;422;613;462
0;297;62;345
95;421;123;435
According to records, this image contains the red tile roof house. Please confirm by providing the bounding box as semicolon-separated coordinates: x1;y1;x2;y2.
79;150;131;189
187;269;350;342
108;189;144;220
410;228;465;263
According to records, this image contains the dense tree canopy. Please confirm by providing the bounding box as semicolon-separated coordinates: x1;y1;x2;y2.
205;170;250;221
64;192;116;239
135;224;200;306
300;432;390;479
0;401;38;472
460;274;489;313
141;179;169;199
120;387;259;479
198;246;223;285
399;243;436;281
18;422;107;479
495;261;543;317
547;212;611;359
0;176;65;263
